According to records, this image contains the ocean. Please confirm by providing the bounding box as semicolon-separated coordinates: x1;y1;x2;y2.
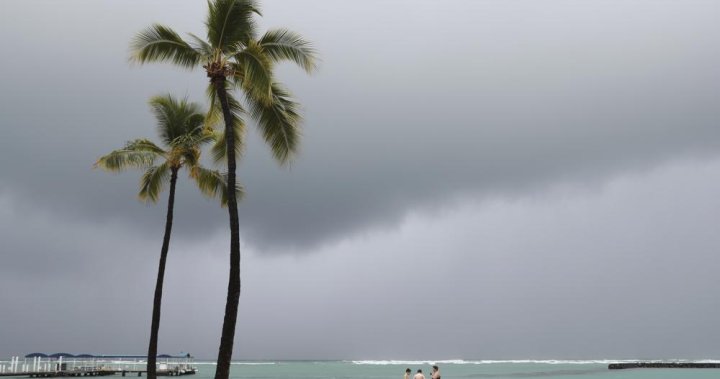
186;360;720;379
3;359;720;379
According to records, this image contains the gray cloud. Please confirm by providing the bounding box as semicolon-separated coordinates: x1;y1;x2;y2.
2;0;720;361
2;159;720;359
1;0;719;251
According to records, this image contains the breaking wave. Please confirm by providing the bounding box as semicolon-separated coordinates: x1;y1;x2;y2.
348;359;720;365
194;361;277;365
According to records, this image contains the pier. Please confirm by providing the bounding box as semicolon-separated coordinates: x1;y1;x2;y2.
0;354;196;378
609;362;720;370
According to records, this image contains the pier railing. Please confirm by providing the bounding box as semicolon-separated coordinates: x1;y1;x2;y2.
0;355;196;377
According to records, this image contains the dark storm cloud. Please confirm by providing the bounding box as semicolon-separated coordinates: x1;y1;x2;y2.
2;0;720;360
1;0;719;250
4;159;719;359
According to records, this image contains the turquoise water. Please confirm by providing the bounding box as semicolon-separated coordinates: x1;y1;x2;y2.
3;360;720;379
188;360;720;379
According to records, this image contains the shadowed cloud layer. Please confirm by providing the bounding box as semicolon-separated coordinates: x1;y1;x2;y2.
1;0;719;359
1;0;718;250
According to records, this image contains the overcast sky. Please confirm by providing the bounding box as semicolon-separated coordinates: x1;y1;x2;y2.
1;0;719;360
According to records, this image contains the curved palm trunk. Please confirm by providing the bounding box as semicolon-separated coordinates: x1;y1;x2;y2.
211;75;242;379
147;167;179;379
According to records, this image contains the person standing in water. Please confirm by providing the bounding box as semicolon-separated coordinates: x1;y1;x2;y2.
404;368;412;379
431;365;441;379
414;369;425;379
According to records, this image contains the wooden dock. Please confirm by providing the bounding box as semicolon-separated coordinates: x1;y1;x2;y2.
0;354;196;378
609;362;720;370
0;368;197;377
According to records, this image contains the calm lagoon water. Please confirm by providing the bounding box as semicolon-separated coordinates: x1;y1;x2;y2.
187;360;720;379
2;360;719;379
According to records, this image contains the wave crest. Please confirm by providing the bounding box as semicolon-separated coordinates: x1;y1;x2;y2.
348;359;720;365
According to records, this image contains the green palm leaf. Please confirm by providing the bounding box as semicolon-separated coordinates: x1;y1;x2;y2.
171;132;215;151
259;28;317;73
205;83;224;129
95;139;167;171
192;166;244;206
247;82;301;163
95;150;157;172
232;41;273;104
181;148;202;168
131;24;202;68
149;95;207;145
207;0;260;52
210;119;244;164
126;139;168;156
139;162;171;202
187;33;215;58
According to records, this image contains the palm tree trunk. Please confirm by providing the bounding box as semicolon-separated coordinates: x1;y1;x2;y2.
147;167;179;379
211;76;242;379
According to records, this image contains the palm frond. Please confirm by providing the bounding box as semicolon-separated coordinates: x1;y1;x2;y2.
191;166;243;206
95;150;156;172
149;94;206;145
205;84;223;129
186;113;207;134
247;82;301;164
187;32;215;57
171;130;215;151
206;0;261;51
259;28;317;73
182;148;202;168
131;24;201;68
231;41;273;104
95;139;167;171
210;118;245;164
208;86;246;163
171;131;216;167
125;139;168;156
139;162;171;203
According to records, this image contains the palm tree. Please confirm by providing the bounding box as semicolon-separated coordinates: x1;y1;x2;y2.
130;2;316;378
95;95;238;379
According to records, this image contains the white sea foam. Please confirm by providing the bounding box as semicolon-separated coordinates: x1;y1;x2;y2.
350;360;468;365
348;359;720;365
192;361;276;366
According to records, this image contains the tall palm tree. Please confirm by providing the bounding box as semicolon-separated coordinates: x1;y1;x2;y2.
130;2;316;378
95;95;238;379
